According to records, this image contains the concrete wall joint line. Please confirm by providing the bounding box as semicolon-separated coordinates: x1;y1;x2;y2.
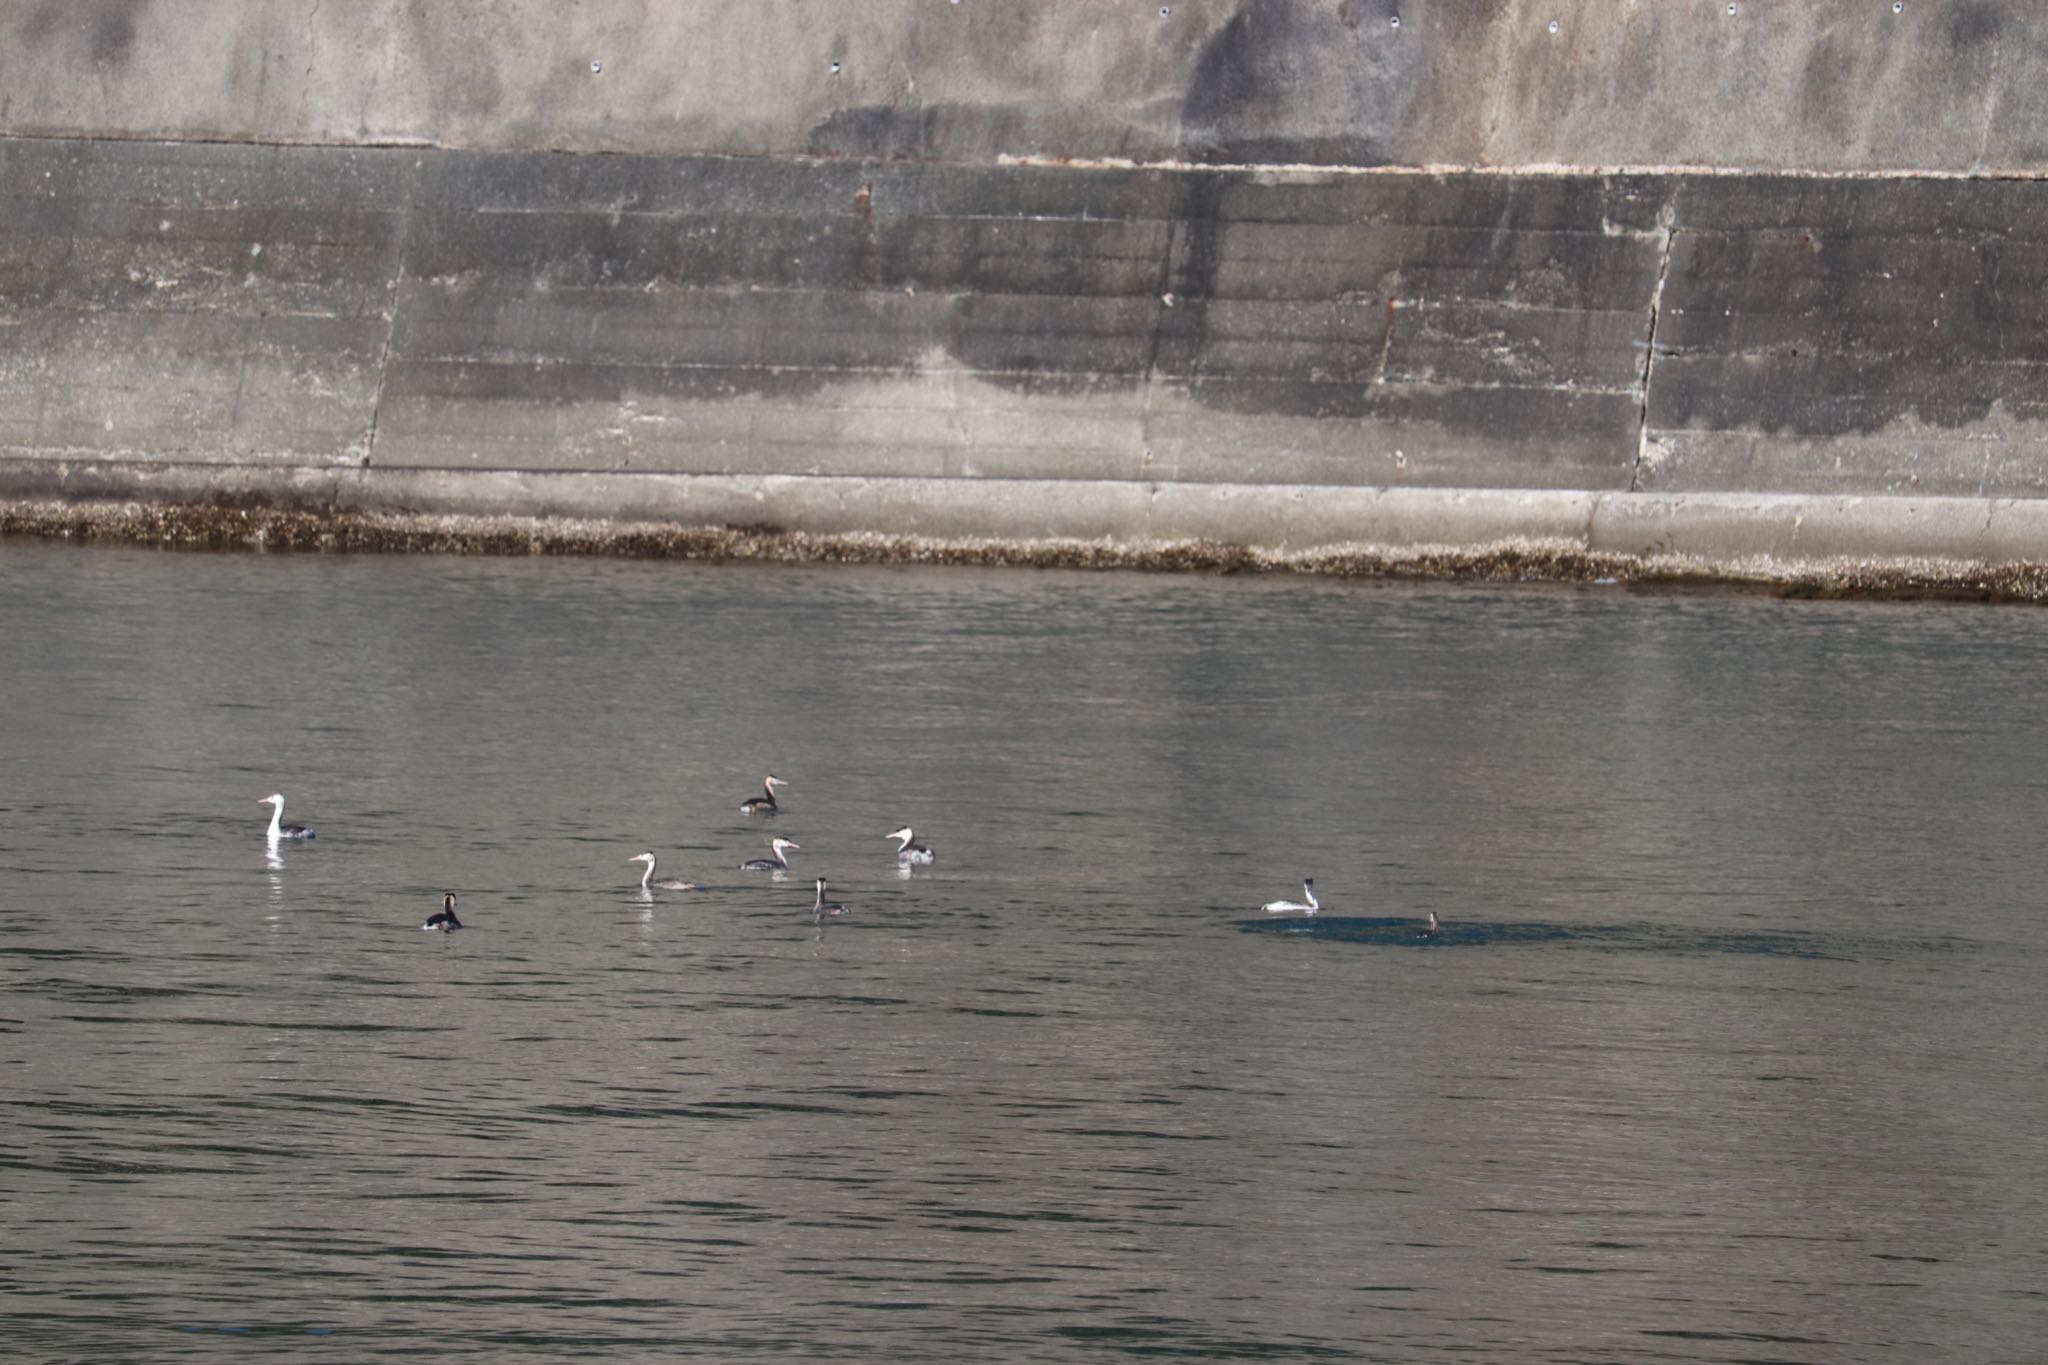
1629;197;1680;495
359;157;423;475
1135;213;1184;482
1582;491;1606;555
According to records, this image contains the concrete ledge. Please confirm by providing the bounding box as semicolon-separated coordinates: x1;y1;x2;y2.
1588;492;2048;563
6;459;2048;577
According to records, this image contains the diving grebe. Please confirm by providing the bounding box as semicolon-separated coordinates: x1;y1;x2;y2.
740;775;788;815
739;837;800;871
628;852;698;891
423;892;462;932
811;877;850;922
886;827;935;864
1262;879;1320;915
258;793;314;840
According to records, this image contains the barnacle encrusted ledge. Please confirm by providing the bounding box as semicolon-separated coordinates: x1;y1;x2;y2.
9;498;2048;603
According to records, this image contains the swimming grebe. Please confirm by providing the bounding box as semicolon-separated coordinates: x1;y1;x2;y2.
740;775;788;815
886;827;935;864
423;892;462;932
739;837;800;871
1420;911;1440;939
1262;879;1320;915
628;852;698;891
811;877;850;922
258;793;314;840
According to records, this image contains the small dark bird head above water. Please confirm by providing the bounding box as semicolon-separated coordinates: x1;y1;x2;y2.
812;877;850;922
258;792;315;840
740;837;800;871
423;892;462;932
740;775;788;814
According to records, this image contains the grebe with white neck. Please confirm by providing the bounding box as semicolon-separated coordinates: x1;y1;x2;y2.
423;893;462;931
1420;911;1440;939
740;837;800;872
628;852;698;891
811;877;850;923
1262;879;1319;915
258;793;314;840
740;775;788;815
886;827;935;864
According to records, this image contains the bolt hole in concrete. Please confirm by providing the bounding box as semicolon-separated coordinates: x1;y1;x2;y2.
1548;19;1559;33
1390;14;1400;28
589;60;601;74
829;61;841;73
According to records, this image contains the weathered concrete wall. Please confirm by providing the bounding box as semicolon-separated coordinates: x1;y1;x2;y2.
6;1;2046;174
4;2;2048;571
7;139;2044;503
1646;176;2048;499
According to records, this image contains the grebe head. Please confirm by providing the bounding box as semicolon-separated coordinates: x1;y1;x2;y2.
628;852;655;866
259;793;284;807
445;892;457;911
886;827;914;846
772;838;801;854
812;877;849;919
765;775;788;792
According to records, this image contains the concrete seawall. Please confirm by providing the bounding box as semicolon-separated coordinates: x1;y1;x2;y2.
5;2;2048;580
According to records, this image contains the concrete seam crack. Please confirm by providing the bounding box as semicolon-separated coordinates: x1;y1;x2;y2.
1629;198;1679;495
360;156;422;478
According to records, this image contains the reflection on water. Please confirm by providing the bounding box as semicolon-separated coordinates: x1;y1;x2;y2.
3;542;2048;1361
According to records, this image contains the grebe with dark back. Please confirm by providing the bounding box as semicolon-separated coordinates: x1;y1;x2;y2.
740;837;800;872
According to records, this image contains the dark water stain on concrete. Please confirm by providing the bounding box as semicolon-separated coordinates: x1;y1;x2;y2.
89;1;138;66
1946;1;2006;52
20;0;141;66
1179;0;1413;166
808;104;933;161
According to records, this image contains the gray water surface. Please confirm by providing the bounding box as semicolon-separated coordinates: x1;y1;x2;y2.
3;543;2046;1362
